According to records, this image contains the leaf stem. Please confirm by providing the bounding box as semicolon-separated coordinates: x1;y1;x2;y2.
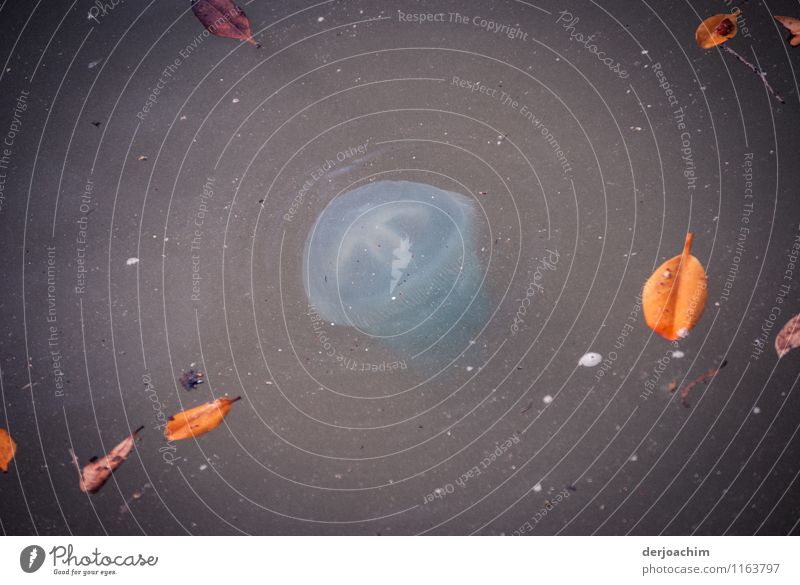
722;45;785;104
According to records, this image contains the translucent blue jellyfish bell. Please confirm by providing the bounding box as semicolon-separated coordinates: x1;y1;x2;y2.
303;180;489;362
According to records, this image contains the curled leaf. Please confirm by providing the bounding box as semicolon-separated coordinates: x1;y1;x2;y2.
643;233;708;341
775;313;800;358
165;396;241;441
678;360;727;408
775;16;800;47
191;0;259;47
696;11;739;49
0;428;17;473
69;426;144;493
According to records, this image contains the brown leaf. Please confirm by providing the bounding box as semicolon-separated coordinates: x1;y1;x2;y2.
0;428;17;473
678;361;727;408
165;396;241;441
643;233;708;340
69;426;144;493
696;12;739;49
191;0;259;47
775;313;800;358
775;16;800;47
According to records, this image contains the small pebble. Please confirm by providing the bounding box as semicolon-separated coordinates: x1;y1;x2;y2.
578;352;602;367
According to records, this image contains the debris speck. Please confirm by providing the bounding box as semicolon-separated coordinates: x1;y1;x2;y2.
179;369;205;391
542;395;553;404
578;352;602;367
126;257;139;266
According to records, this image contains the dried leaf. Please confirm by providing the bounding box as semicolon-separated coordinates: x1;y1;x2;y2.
679;361;727;408
191;0;259;47
165;396;241;441
0;428;17;473
69;426;143;493
643;233;708;340
696;12;739;49
775;313;800;358
775;16;800;47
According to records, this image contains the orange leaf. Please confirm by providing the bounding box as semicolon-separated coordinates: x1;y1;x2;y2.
775;16;800;47
696;12;739;49
165;396;241;441
191;0;259;47
0;428;17;473
69;426;144;493
643;233;708;341
775;313;800;358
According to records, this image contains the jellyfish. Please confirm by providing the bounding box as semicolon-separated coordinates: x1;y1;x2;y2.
303;180;489;361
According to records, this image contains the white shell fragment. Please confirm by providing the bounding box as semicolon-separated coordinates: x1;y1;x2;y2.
578;352;602;367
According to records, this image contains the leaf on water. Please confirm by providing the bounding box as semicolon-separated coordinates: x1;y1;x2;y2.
678;361;727;408
696;11;739;49
775;313;800;358
165;396;241;441
69;426;144;493
0;428;17;473
775;16;800;47
191;0;259;47
643;233;708;341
